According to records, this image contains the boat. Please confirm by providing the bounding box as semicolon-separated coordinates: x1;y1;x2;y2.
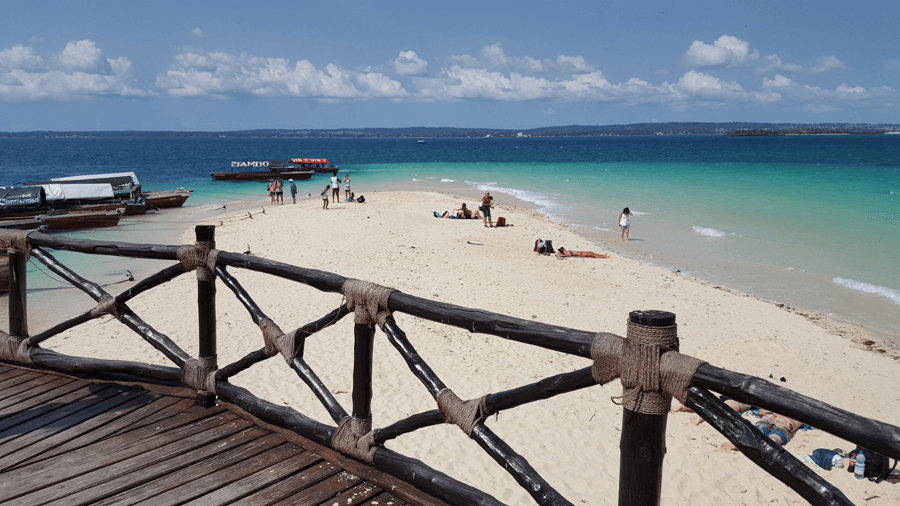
212;160;314;181
286;159;340;173
25;172;192;209
0;208;125;231
142;188;194;208
417;140;427;145
1;184;145;217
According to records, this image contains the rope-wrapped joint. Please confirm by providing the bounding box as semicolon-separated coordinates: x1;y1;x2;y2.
342;279;396;326
183;355;217;395
0;330;33;364
90;294;122;320
0;230;32;261
331;415;377;463
258;318;301;364
176;242;220;281
591;332;624;385
436;388;489;437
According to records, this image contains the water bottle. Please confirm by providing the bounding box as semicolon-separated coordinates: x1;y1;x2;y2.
854;451;866;480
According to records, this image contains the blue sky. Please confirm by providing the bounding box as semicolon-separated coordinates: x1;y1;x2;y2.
1;1;897;131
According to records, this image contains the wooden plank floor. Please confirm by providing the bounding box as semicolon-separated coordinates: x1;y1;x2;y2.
0;364;423;506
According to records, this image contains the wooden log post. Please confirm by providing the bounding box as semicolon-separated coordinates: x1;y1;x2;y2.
352;322;376;420
618;310;677;506
8;250;28;338
196;225;217;408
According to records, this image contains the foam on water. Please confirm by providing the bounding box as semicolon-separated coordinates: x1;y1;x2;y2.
833;278;900;306
692;226;727;237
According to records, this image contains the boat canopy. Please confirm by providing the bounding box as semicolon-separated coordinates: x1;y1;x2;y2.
33;172;140;194
0;186;46;208
288;158;330;165
40;183;116;201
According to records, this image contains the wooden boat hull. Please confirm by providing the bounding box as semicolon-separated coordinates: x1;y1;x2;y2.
0;208;125;231
143;189;193;208
211;170;314;181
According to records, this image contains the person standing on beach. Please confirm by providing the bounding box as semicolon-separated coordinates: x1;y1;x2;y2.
480;191;494;228
321;186;330;209
330;172;340;203
275;177;284;205
619;207;633;241
289;179;297;204
268;179;276;206
343;175;351;201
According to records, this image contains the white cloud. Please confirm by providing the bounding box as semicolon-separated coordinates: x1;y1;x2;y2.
57;40;112;74
191;28;210;39
0;40;152;102
544;108;556;115
392;50;427;76
810;55;845;73
758;54;803;73
762;74;794;89
683;35;759;67
157;49;408;100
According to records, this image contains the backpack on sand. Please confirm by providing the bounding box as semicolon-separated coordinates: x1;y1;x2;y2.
357;195;365;203
496;217;506;227
849;447;897;482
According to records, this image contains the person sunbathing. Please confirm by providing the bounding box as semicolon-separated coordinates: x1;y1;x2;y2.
556;247;609;258
675;398;803;450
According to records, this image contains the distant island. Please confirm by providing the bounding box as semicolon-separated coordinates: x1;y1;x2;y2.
724;129;885;136
2;122;899;138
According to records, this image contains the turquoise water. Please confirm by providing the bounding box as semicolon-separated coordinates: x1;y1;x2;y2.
2;135;899;333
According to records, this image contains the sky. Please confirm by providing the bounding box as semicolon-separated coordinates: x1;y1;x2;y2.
1;0;898;131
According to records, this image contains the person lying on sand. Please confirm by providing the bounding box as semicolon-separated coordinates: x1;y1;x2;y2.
675;399;803;450
556;247;609;259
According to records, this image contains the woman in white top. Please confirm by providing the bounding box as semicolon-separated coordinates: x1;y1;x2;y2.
619;207;633;241
330;173;340;203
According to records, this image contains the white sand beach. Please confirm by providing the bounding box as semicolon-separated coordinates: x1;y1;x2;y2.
42;190;900;505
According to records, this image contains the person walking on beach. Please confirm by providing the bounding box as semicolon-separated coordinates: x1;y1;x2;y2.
480;191;494;228
619;207;633;241
330;172;340;203
268;179;276;206
321;186;330;209
343;175;351;202
275;177;284;205
289;179;297;204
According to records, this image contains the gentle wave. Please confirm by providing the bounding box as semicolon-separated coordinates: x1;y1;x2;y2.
441;178;455;183
466;181;561;210
833;278;900;306
692;226;727;237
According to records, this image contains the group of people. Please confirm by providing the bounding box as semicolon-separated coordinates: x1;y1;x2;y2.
267;177;297;205
321;172;354;209
435;191;499;227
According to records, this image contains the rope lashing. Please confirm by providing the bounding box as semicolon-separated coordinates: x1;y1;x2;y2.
258;318;300;364
0;229;31;261
659;350;706;404
331;416;377;463
0;330;32;364
591;332;624;385
183;355;217;394
90;294;121;320
342;279;396;325
436;389;489;437
176;241;220;281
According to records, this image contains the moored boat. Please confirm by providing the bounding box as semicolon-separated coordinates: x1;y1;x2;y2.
286;158;340;173
142;188;193;208
0;208;125;231
212;160;314;181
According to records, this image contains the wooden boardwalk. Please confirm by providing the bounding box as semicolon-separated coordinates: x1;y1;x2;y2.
0;364;444;506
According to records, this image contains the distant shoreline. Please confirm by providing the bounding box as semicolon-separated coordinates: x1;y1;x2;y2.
2;121;900;138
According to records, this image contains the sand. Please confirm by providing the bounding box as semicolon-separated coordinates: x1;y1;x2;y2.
41;190;900;505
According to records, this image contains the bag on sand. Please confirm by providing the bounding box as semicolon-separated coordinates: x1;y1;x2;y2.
357;195;365;203
496;217;506;227
849;447;897;482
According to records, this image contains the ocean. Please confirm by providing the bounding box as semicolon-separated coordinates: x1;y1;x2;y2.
1;135;899;336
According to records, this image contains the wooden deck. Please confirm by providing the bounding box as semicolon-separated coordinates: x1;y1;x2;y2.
0;364;444;506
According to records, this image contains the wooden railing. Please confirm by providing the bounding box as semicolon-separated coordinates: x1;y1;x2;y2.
1;226;898;506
